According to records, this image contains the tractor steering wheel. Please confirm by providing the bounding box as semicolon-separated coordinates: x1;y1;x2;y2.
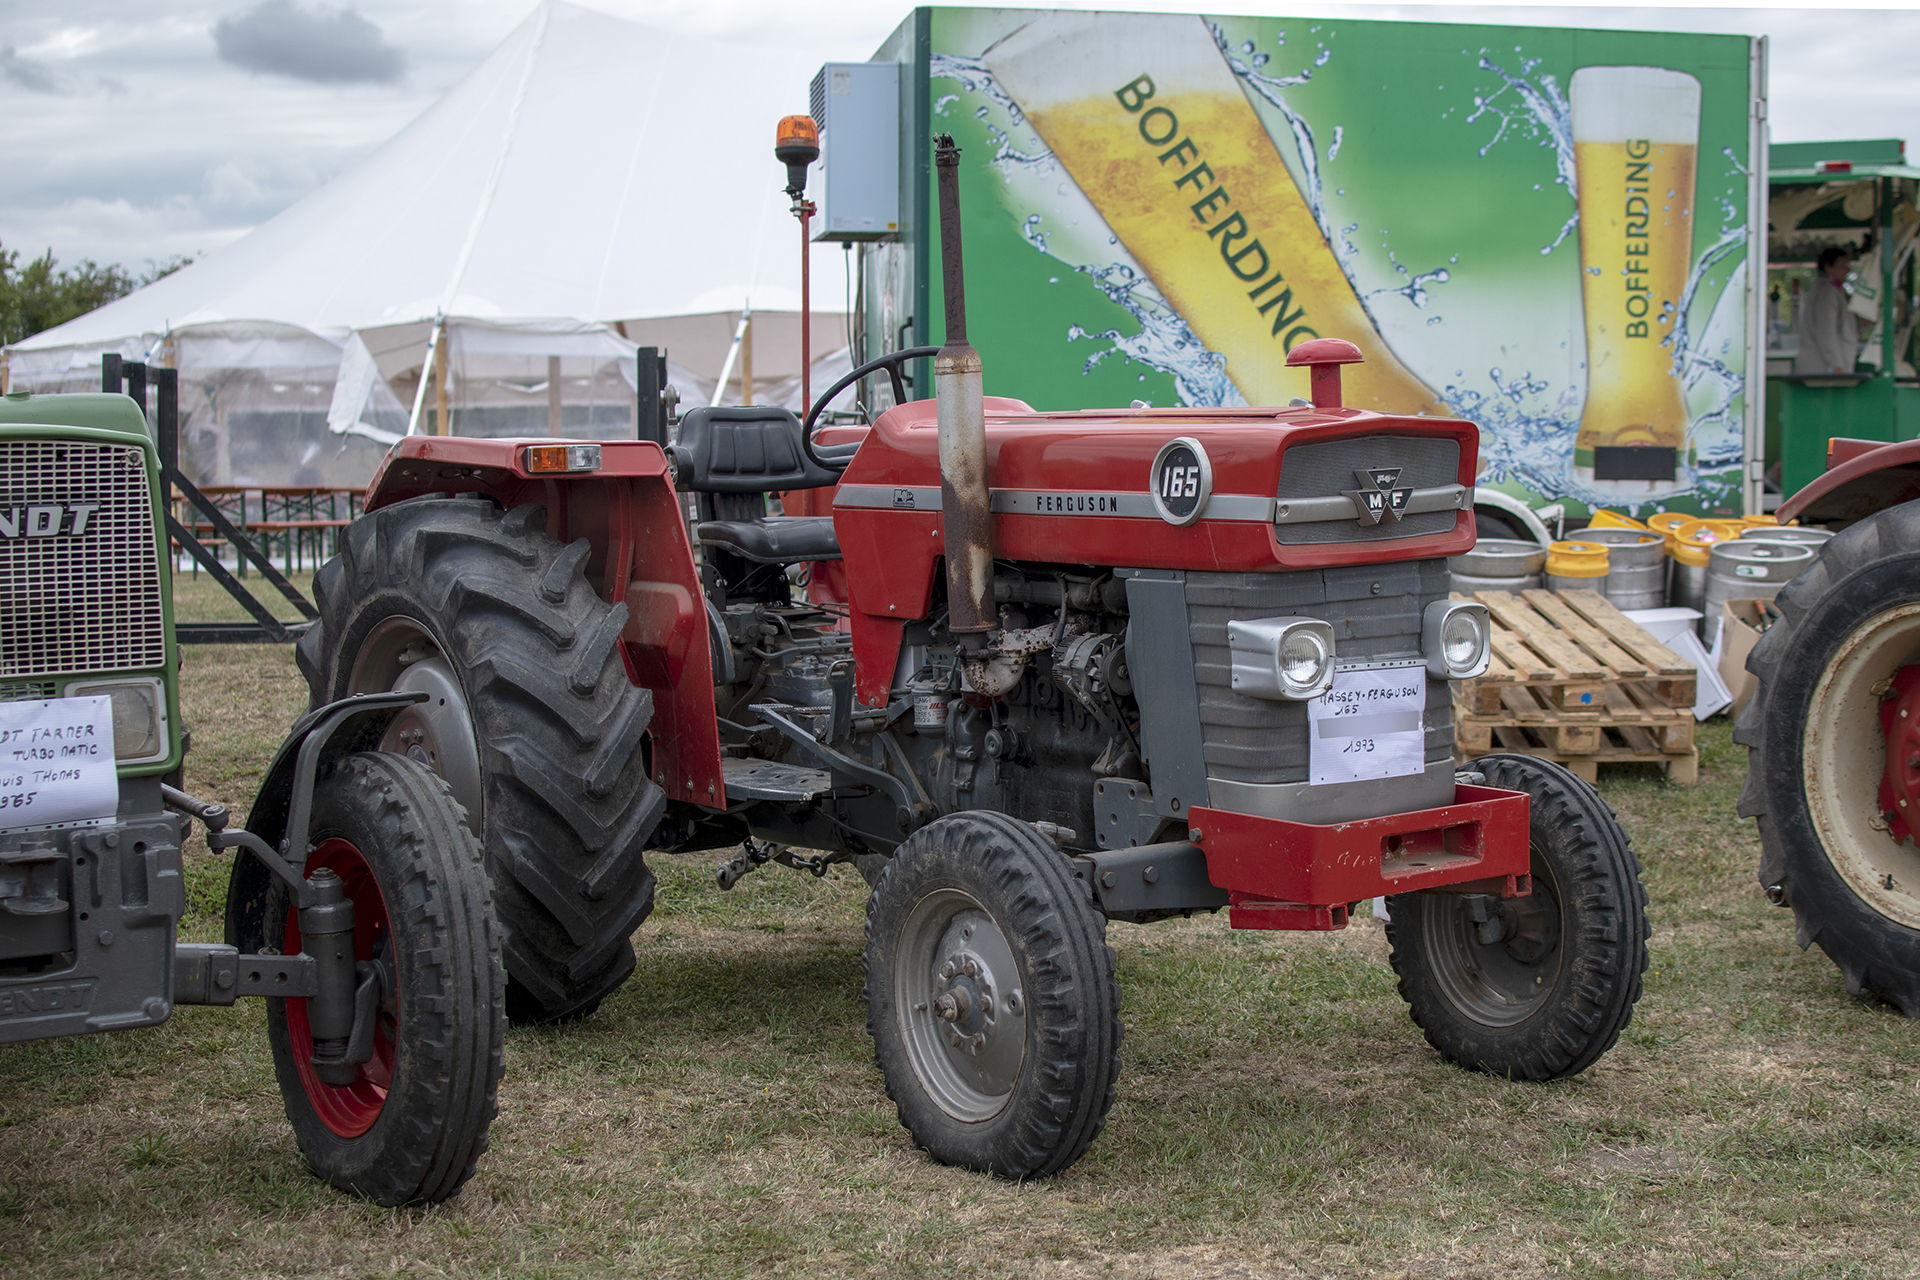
802;345;940;473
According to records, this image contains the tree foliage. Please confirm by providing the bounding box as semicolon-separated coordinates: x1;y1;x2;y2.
0;246;192;346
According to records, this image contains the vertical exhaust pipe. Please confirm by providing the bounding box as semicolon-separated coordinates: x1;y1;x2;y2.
933;133;995;648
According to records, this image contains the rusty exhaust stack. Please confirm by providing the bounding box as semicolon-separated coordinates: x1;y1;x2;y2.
933;133;994;649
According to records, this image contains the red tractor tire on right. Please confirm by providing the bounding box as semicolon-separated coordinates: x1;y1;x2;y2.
1736;499;1920;1015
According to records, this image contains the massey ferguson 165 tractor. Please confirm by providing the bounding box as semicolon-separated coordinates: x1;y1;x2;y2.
1740;438;1920;1016
294;136;1650;1178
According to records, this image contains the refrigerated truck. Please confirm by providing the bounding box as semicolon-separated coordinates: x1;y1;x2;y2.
802;7;1771;527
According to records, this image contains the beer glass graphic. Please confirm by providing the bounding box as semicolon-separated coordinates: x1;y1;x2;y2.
983;11;1439;412
1570;66;1700;499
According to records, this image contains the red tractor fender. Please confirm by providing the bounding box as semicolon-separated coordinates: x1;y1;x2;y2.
1778;436;1920;526
364;436;726;810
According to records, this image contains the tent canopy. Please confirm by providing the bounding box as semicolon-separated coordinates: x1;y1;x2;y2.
6;1;849;482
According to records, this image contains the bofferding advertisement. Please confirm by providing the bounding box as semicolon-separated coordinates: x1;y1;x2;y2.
911;8;1756;517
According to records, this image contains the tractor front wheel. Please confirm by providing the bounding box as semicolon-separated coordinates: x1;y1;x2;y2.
266;752;505;1205
863;812;1122;1178
1386;753;1648;1079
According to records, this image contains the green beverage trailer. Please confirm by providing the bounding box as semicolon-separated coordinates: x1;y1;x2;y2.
1763;138;1920;498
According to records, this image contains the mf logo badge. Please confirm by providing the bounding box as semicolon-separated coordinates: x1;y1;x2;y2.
891;488;918;509
1150;437;1212;527
0;504;100;539
1344;468;1412;526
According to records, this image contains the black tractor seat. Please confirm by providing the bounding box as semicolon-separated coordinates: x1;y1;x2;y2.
671;405;846;493
697;516;841;564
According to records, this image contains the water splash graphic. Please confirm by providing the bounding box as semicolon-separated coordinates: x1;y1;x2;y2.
1470;53;1577;255
1069;265;1245;408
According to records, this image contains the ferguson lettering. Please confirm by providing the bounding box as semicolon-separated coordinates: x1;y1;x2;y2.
1114;73;1317;350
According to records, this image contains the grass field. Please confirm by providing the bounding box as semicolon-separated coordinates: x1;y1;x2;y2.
3;597;1918;1278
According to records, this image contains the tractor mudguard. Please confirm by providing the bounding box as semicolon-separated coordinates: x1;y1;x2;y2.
357;435;725;811
223;692;425;953
1779;437;1920;525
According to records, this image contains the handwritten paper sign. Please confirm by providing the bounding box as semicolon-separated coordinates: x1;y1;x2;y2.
0;697;119;830
1308;667;1426;786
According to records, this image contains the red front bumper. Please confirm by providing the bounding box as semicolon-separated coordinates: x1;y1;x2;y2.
1190;784;1532;931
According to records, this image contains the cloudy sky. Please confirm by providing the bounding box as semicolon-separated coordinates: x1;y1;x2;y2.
3;0;1918;275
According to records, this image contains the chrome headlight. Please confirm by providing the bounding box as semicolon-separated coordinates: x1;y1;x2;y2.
1423;600;1491;680
1227;616;1336;701
66;676;169;763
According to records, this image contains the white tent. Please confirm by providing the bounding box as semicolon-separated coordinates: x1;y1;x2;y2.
4;1;849;487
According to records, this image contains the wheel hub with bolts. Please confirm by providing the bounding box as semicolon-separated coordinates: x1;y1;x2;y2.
1804;603;1920;929
895;892;1029;1121
932;950;1014;1055
1876;664;1920;853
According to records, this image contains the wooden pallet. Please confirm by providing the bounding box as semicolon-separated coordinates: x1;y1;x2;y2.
1462;725;1700;786
1454;587;1700;785
1458;588;1697;712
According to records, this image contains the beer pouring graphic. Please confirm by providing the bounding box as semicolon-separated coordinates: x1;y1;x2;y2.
983;12;1441;413
1569;66;1701;500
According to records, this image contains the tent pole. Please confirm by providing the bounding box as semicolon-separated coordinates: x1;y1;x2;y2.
407;315;443;436
711;308;750;407
742;313;753;407
434;319;451;435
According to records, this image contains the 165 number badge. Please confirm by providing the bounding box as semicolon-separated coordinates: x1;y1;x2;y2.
1150;436;1212;526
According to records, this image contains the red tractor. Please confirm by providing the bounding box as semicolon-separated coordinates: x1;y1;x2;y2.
1739;436;1920;1015
262;137;1649;1180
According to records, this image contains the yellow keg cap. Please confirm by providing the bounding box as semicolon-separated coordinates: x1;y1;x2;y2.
1587;509;1650;531
1701;518;1746;539
1740;514;1780;530
1646;511;1693;537
1546;540;1610;578
1670;519;1721;566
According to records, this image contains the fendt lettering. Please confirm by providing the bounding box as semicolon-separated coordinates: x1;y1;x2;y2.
0;503;100;538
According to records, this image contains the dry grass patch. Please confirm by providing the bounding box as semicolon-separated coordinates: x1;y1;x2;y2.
2;613;1917;1278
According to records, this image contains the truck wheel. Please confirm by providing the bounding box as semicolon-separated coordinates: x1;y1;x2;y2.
297;496;665;1023
266;752;505;1206
863;811;1122;1178
1386;754;1648;1079
1735;502;1920;1014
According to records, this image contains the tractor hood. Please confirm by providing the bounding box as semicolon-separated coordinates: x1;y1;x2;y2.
830;396;1478;575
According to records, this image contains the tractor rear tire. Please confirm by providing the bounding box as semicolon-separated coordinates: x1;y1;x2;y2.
297;496;665;1024
863;811;1122;1178
1735;501;1920;1015
1386;754;1648;1079
266;752;504;1205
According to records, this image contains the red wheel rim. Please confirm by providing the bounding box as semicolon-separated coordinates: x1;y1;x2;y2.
284;837;397;1138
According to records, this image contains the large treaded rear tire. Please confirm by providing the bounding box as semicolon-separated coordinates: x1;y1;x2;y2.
1386;753;1648;1079
297;495;665;1023
1735;501;1920;1015
863;812;1122;1178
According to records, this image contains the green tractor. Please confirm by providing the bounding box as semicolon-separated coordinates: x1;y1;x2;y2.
0;380;503;1205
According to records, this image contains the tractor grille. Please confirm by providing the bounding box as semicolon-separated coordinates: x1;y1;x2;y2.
1185;561;1453;785
1274;434;1461;545
0;440;166;679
